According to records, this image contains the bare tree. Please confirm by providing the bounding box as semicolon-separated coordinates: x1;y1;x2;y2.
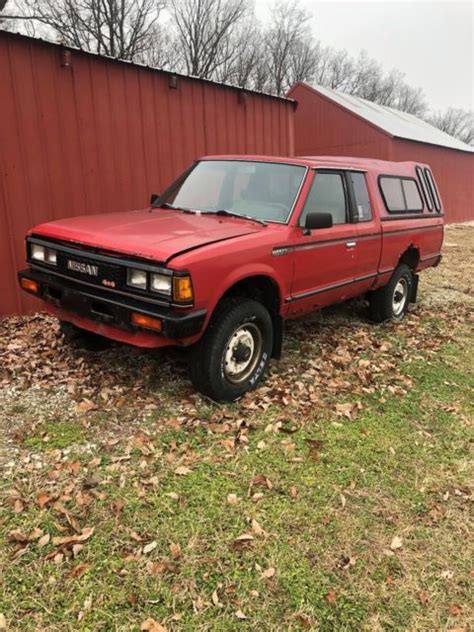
214;18;262;87
391;83;427;117
2;0;165;60
169;0;249;79
263;0;316;96
319;48;354;91
428;108;474;145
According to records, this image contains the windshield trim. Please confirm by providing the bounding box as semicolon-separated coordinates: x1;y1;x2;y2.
155;159;309;226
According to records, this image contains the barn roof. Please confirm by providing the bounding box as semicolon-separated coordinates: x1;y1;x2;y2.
2;30;295;106
291;82;473;153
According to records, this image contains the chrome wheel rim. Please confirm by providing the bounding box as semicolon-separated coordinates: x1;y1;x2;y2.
392;278;408;316
223;323;263;384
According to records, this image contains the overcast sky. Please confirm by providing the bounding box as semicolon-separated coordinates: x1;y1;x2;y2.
256;0;473;112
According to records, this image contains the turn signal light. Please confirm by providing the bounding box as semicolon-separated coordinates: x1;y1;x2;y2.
131;312;162;332
173;276;193;302
20;278;39;294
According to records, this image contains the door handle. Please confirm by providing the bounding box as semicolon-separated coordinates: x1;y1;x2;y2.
346;241;356;248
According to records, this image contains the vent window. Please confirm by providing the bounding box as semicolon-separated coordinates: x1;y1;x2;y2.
424;168;441;212
379;176;424;213
416;166;433;211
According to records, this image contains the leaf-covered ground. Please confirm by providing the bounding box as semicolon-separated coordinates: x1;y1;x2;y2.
0;225;473;632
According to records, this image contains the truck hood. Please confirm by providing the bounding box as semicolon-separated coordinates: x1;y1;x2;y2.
32;209;261;263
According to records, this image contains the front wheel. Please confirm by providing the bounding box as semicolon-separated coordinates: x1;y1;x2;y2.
369;264;413;323
190;299;273;402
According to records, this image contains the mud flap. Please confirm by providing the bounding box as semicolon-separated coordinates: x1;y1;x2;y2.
272;314;284;359
410;273;419;304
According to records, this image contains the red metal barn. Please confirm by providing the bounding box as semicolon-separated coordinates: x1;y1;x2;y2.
0;32;295;317
288;82;474;224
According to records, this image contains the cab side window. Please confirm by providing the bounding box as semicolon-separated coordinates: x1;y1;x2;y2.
300;172;347;226
349;172;372;221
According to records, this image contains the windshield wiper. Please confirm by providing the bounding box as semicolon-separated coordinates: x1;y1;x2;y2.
159;203;196;214
212;209;267;226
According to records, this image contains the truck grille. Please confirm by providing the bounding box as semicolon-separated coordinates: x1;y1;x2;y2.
27;236;170;306
56;251;125;288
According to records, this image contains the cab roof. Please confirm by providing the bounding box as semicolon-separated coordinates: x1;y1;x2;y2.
201;154;426;174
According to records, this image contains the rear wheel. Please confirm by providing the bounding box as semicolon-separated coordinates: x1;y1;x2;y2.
369;264;413;322
59;321;113;351
190;299;273;402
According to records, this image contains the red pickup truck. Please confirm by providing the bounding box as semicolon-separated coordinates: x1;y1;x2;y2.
19;156;443;401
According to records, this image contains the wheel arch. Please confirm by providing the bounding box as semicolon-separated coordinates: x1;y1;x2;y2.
209;272;284;359
398;245;420;271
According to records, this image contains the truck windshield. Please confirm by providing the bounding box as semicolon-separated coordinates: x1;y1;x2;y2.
158;160;306;223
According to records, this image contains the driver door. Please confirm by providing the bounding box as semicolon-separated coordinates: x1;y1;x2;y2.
288;170;357;316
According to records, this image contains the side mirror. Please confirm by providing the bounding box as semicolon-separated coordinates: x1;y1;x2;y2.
305;212;333;230
150;193;160;205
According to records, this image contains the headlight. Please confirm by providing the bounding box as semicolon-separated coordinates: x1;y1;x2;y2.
127;268;147;289
31;244;57;266
150;273;172;295
46;249;57;265
31;244;45;261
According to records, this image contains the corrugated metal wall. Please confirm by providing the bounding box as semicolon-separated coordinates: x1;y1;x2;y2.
288;83;392;160
391;140;474;224
0;32;294;317
289;83;474;224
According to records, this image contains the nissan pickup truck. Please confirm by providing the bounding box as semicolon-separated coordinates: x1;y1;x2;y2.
18;156;444;401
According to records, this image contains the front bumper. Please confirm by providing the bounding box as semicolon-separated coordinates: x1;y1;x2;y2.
18;267;206;340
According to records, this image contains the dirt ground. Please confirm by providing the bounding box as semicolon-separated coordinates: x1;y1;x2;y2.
0;224;472;631
421;222;474;307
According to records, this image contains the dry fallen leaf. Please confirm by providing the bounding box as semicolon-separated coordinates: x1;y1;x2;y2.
261;567;275;579
447;604;463;617
0;614;6;630
37;492;52;509
418;590;429;606
146;561;167;575
69;563;92;578
296;613;312;629
251;519;267;537
52;527;94;547
77;399;98;413
7;530;30;543
38;533;51;548
227;493;239;505
174;466;192;476
326;589;337;603
141;618;167;631
164;492;179;501
234;533;254;542
232;533;254;551
250;475;272;490
169;542;181;560
235;609;247;619
390;536;403;550
143;541;158;554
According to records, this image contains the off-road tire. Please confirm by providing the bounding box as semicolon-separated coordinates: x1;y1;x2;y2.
369;264;413;322
190;298;273;402
59;321;112;351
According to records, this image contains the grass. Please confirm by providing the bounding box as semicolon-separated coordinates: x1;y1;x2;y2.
1;225;473;630
1;318;472;631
